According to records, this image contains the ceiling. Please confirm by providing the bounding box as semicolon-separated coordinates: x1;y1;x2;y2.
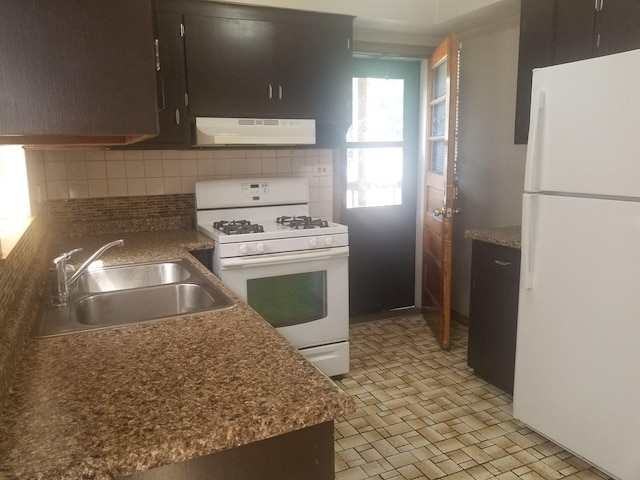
211;0;521;47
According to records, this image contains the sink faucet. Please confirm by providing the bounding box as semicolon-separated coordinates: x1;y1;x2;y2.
51;239;124;306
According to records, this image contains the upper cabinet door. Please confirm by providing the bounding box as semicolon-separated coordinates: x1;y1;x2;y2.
554;0;596;64
181;6;353;124
514;0;640;145
184;14;275;118
141;11;190;147
275;21;352;123
0;0;158;146
593;0;640;57
514;0;555;144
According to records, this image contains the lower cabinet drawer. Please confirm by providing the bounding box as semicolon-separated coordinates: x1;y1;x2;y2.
471;240;520;282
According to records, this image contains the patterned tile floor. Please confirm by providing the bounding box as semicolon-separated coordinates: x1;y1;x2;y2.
333;315;611;480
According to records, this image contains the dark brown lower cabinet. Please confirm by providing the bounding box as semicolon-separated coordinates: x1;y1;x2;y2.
123;421;334;480
467;241;520;395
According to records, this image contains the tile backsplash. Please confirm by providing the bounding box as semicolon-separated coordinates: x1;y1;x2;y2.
25;148;336;220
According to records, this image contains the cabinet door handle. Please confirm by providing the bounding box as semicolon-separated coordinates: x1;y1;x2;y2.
494;260;511;266
154;39;160;71
278;85;283;100
268;84;273;99
175;109;180;125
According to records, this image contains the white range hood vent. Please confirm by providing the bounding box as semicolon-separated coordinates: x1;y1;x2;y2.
194;117;315;146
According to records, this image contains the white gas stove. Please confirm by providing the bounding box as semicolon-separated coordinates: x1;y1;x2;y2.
195;178;350;377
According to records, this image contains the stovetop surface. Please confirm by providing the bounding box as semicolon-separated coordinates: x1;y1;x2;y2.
198;218;347;244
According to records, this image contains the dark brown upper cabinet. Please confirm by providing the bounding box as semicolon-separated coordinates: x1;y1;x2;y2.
514;0;640;144
514;0;555;145
137;9;191;148
592;0;640;57
182;4;353;125
0;0;159;146
140;0;353;148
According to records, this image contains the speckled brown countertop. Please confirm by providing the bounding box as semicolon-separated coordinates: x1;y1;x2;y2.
0;230;354;479
464;225;522;249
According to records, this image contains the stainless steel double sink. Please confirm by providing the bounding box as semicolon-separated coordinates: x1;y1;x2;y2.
34;259;235;337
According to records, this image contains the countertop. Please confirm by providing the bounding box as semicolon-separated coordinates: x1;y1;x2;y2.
464;225;522;249
0;230;354;479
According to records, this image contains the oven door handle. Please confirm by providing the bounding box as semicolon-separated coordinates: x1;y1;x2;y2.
220;246;349;269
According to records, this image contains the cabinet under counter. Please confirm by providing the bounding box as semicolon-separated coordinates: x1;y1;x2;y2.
464;227;521;394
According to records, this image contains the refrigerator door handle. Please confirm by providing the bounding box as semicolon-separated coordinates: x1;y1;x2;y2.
524;91;546;192
521;193;535;290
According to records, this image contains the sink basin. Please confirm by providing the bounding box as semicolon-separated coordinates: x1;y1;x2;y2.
73;283;229;326
76;261;190;293
34;259;235;337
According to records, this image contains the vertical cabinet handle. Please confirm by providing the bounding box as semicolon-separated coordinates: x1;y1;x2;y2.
268;84;273;99
278;85;283;100
175;109;180;125
154;39;160;71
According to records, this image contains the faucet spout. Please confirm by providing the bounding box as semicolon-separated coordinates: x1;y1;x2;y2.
51;239;124;306
67;239;124;286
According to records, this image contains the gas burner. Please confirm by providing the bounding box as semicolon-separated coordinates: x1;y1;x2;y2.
276;215;329;229
213;220;264;235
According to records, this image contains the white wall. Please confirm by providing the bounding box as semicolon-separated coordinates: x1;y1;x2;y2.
451;13;527;316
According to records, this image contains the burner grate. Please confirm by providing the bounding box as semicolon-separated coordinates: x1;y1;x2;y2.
276;215;329;229
213;220;264;235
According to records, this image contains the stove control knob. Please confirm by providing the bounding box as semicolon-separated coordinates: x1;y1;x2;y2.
324;236;334;246
238;244;248;255
309;237;318;248
256;243;265;253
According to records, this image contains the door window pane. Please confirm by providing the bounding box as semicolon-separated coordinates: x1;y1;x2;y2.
430;141;445;175
433;62;447;99
247;271;327;328
431;101;446;136
347;78;404;142
346;147;403;208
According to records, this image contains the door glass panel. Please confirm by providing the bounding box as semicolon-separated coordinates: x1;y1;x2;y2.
346;147;403;208
432;101;446;136
247;271;327;328
433;62;447;99
430;140;445;175
347;78;404;142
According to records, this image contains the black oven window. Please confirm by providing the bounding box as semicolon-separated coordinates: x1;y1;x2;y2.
247;271;327;328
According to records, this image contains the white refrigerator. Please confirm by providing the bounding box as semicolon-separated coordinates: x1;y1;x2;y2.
514;49;640;480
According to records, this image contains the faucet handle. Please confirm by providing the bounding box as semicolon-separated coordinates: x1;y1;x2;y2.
52;248;83;266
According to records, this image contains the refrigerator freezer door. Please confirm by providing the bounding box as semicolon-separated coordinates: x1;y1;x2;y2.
525;49;640;197
515;193;640;480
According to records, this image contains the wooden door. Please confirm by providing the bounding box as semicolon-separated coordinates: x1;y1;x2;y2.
422;34;460;350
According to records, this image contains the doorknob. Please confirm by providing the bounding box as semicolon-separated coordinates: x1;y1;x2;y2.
433;207;462;217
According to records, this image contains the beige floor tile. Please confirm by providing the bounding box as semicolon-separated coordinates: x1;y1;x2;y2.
334;316;612;480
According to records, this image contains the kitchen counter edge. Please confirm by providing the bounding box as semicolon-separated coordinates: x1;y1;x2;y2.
464;225;521;250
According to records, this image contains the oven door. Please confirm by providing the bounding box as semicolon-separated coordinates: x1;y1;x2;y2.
218;246;349;349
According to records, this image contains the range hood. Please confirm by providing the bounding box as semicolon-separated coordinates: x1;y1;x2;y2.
194;118;316;146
